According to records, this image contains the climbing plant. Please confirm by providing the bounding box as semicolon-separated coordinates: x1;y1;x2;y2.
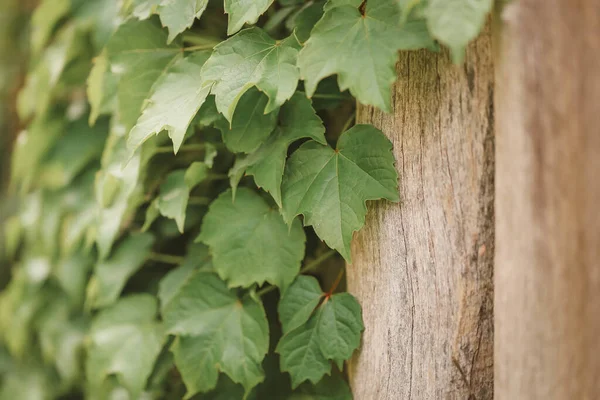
0;0;491;398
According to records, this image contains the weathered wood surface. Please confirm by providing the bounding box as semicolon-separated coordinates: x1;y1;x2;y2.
495;1;600;398
347;26;494;399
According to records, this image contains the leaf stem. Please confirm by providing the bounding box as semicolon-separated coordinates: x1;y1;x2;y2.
182;33;221;47
256;250;343;296
300;249;337;274
256;249;338;297
206;173;228;181
325;268;345;297
340;111;356;134
147;252;185;265
188;196;212;205
183;44;216;52
155;143;210;154
309;93;350;100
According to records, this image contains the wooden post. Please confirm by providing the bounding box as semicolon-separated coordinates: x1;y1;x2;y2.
347;26;495;399
495;1;600;398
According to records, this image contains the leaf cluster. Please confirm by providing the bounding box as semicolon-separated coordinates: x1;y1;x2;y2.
0;0;490;398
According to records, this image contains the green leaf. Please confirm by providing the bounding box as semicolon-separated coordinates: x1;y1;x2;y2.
277;291;363;387
289;374;352;400
3;216;22;261
202;375;246;400
86;233;155;309
18;23;85;120
53;252;94;309
426;0;492;63
95;116;158;259
158;0;209;43
278;276;323;334
122;0;162;20
95;128;144;259
60;173;98;256
86;295;164;398
72;0;120;49
158;243;211;310
198;188;306;289
277;308;331;388
41;118;108;189
215;89;278;154
11;114;64;192
127;50;212;157
87;50;117;125
105;18;182;129
286;1;325;43
229;92;325;206
316;293;363;364
29;0;71;56
163;272;269;396
224;0;275;35
142;199;160;232
156;162;209;232
281;125;398;262
298;0;436;112
201;27;300;122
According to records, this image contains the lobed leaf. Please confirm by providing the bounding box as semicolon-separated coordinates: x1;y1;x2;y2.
201;27;300;122
198;188;306;289
163;272;269;396
229;92;326;206
298;0;435;112
281;125;399;262
127;51;212;157
86;295;164;398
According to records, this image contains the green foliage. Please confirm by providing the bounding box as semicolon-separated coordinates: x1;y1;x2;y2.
277;276;363;387
2;0;490;398
163;272;269;396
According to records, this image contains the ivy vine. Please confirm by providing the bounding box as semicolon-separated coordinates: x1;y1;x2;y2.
0;0;491;398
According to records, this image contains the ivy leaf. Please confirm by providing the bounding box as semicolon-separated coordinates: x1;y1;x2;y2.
316;293;363;365
198;188;306;289
163;272;269;396
215;89;278;154
229;92;325;206
278;276;323;334
142;199;160;232
290;374;352;400
297;0;436;112
18;24;85;120
11;114;64;192
54;252;94;310
86;233;155;309
105;18;182;129
41;118;108;189
286;1;325;43
60;172;98;256
127;51;212;157
29;0;70;56
281;125;398;262
158;0;209;43
224;0;275;35
426;0;492;63
87;50;118;125
86;295;163;398
156;162;209;233
95;126;146;260
157;243;211;311
277;277;363;385
201;27;300;122
277;308;331;388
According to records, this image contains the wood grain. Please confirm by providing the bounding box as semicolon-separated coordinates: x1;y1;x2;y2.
347;25;494;399
495;1;600;398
